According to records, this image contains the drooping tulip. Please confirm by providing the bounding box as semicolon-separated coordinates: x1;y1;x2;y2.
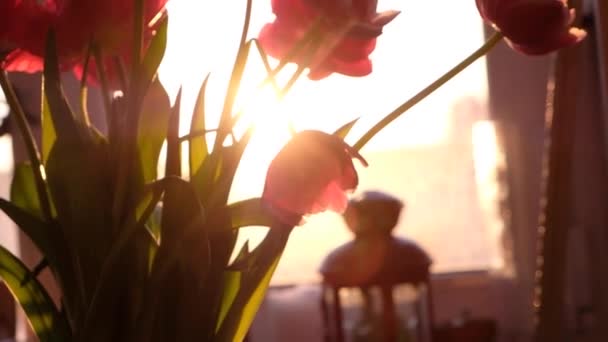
259;0;399;80
263;130;368;225
476;0;586;55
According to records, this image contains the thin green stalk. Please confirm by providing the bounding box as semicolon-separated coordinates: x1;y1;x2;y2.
92;46;112;126
214;0;253;152
353;32;504;150
78;45;92;126
132;0;145;74
278;65;306;101
230;35;319;130
0;71;53;222
260;18;322;86
252;39;281;95
280;67;305;136
218;16;321;147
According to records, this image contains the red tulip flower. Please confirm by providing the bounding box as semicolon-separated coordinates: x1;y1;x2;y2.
263;131;368;225
476;0;586;55
0;0;167;84
259;0;399;80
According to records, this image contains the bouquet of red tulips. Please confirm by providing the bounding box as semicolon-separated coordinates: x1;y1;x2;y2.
0;0;585;341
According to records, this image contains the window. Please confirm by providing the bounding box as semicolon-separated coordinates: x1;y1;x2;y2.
159;1;506;284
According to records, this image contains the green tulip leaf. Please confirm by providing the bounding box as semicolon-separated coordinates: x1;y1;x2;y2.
140;14;168;94
45;126;112;307
41;92;56;166
43;31;80;143
215;271;241;333
189;73;211;184
216;228;289;341
333;117;359;139
137;176;210;340
232;256;280;342
137;79;171;183
165;87;182;178
228;198;282;229
205;127;254;207
0;245;70;342
0;199;54;269
78;178;168;340
10;163;43;219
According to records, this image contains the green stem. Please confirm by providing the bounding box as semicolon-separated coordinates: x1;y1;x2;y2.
260;18;322;87
0;71;53;222
78;45;92;126
214;0;253;152
353;32;504;151
92;46;112;126
132;0;144;74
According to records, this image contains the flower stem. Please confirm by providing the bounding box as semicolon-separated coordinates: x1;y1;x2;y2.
214;0;253;152
78;45;92;126
92;46;112;126
353;31;504;151
0;71;53;221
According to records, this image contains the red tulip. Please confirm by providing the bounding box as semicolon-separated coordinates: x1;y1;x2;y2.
259;0;399;80
476;0;586;55
0;0;167;84
263;131;368;225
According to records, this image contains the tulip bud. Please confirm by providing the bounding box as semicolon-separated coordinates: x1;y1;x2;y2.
263;130;368;225
476;0;586;55
258;0;399;80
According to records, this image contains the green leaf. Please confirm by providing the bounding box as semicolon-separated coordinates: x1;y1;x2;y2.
79;179;166;339
233;256;280;342
216;229;290;342
165;88;182;178
231;240;250;266
0;199;53;268
0;245;70;341
214;0;253;153
2;195;79;329
206;127;254;208
228;198;282;229
137;176;211;340
189;74;210;182
0;198;73;311
333;117;359;139
140;14;168;92
45;129;112;306
10;163;43;219
137;79;171;183
43;31;79;142
158;177;208;270
215;271;241;333
41;91;56;165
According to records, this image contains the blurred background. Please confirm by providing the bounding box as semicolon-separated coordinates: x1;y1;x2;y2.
1;0;607;341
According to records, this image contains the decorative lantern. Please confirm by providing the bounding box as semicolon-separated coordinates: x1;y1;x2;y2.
319;191;434;342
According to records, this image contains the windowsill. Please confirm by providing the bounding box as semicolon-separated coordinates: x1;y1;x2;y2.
269;268;517;291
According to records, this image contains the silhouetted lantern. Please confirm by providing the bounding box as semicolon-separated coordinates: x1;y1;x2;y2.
319;191;434;342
